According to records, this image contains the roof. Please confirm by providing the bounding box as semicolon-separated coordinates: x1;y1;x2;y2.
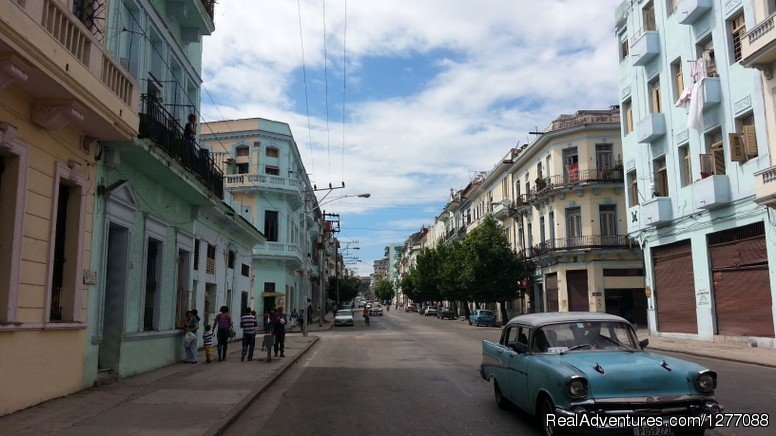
507;312;628;327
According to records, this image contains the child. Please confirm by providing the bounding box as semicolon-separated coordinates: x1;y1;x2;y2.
203;324;214;363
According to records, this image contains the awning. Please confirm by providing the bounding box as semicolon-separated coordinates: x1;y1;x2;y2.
262;292;284;297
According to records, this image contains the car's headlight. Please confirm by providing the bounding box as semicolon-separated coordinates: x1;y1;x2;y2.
696;371;717;393
566;376;588;398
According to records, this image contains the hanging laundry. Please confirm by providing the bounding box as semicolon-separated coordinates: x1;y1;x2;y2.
673;58;707;130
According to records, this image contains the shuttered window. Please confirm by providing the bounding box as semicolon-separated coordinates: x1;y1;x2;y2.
545;273;559;312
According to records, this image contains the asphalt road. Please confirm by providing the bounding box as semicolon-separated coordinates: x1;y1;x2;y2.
226;309;775;436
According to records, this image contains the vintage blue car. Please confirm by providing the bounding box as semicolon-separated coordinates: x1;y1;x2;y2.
481;312;720;435
469;309;496;327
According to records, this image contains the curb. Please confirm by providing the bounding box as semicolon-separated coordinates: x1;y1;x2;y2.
647;345;776;369
203;335;320;436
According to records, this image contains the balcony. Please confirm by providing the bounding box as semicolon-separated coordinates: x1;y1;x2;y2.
167;0;216;38
692;175;730;210
641;197;673;226
700;77;721;108
637;113;666;143
526;235;633;258
492;200;512;219
253;242;304;264
534;168;625;198
676;0;712;25
512;194;532;215
2;0;139;140
741;12;776;79
754;165;776;208
138;95;224;199
631;30;660;66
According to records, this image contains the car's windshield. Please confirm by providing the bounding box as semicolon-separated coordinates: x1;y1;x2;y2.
532;321;638;353
480;310;493;316
336;310;351;316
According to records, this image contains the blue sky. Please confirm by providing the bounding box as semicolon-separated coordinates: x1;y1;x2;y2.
201;0;621;275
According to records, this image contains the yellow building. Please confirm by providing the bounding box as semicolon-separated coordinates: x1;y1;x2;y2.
0;0;138;415
507;109;647;326
741;0;776;208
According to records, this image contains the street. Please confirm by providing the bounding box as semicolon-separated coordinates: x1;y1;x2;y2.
226;310;776;435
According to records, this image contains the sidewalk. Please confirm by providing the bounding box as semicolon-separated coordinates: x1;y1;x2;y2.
637;329;776;368
0;334;321;435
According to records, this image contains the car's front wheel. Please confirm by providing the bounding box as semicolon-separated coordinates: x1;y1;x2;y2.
494;380;511;410
468;319;472;325
539;396;564;436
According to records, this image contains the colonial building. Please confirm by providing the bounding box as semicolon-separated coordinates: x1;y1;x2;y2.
508;109;645;325
0;0;138;414
200;118;320;316
82;0;265;385
617;0;776;345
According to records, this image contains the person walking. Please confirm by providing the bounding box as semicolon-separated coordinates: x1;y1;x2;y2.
272;307;287;357
240;307;258;361
362;305;370;326
290;308;298;331
183;310;200;363
213;306;232;362
202;324;214;363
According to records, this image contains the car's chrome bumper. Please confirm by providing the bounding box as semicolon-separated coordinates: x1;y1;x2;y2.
554;395;721;431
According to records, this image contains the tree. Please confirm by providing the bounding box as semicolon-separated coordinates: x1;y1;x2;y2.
373;278;394;302
437;242;471;318
415;248;443;303
327;276;361;306
399;267;421;303
461;215;523;325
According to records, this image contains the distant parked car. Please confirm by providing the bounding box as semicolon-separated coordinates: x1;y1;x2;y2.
436;307;455;319
370;307;383;316
334;310;354;327
469;309;496;327
405;304;418;312
424;306;438;316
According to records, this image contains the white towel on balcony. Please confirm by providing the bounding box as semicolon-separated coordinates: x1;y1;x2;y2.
673;58;707;130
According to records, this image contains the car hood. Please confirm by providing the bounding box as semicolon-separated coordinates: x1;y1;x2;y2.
555;351;706;398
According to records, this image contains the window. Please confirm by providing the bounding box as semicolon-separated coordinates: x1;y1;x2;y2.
679;145;692;187
666;0;678;15
539;216;546;245
599;205;617;238
0;142;27;323
537;162;543;180
228;250;235;269
563;147;579;182
622;99;634;134
730;13;746;63
241;263;250;277
206;243;216;275
642;2;656;31
235;146;249;157
264;282;275;293
266;147;279;158
48;171;86;322
619;36;629;62
653;156;668;197
770;0;776;15
264;210;279;241
566;207;582;241
237;163;249;174
649;78;662;113
265;165;279;176
193;239;200;270
700;129;725;176
627;170;639;205
603;268;645;276
698;37;717;77
596;144;614;174
527;222;533;248
734;112;758;160
671;58;683;101
143;238;163;331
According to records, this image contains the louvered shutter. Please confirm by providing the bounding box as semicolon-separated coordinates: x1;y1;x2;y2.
743;125;758;156
729;133;746;162
652;241;697;334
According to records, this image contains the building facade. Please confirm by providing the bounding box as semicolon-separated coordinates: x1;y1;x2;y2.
200;118;320;317
617;0;776;345
508;109;646;325
0;0;139;414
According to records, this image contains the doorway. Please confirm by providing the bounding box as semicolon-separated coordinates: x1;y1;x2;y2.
99;224;129;372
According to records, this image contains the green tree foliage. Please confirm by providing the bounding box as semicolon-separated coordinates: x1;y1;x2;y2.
414;248;443;302
437;242;470;317
327;276;361;306
373;278;394;302
461;215;522;323
399;267;421;303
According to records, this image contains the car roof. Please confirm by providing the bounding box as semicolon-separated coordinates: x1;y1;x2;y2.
507;311;628;327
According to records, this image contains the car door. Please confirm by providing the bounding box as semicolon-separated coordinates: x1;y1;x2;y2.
507;325;532;409
493;326;518;398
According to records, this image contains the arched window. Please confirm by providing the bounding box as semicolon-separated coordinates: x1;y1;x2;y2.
266;147;279;158
235;146;249;157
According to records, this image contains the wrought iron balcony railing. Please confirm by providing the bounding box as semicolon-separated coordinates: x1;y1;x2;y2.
534;168;624;196
138;94;224;199
201;0;215;22
526;235;632;258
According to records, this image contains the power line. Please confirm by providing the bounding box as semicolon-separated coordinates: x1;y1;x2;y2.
322;0;332;181
297;0;316;181
341;0;347;183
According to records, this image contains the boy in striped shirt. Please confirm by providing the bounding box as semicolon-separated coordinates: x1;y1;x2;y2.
202;325;214;363
240;308;258;361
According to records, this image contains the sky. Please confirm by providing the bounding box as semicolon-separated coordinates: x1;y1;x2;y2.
201;0;622;276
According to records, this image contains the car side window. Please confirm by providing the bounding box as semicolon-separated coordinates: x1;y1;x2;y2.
516;326;530;347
